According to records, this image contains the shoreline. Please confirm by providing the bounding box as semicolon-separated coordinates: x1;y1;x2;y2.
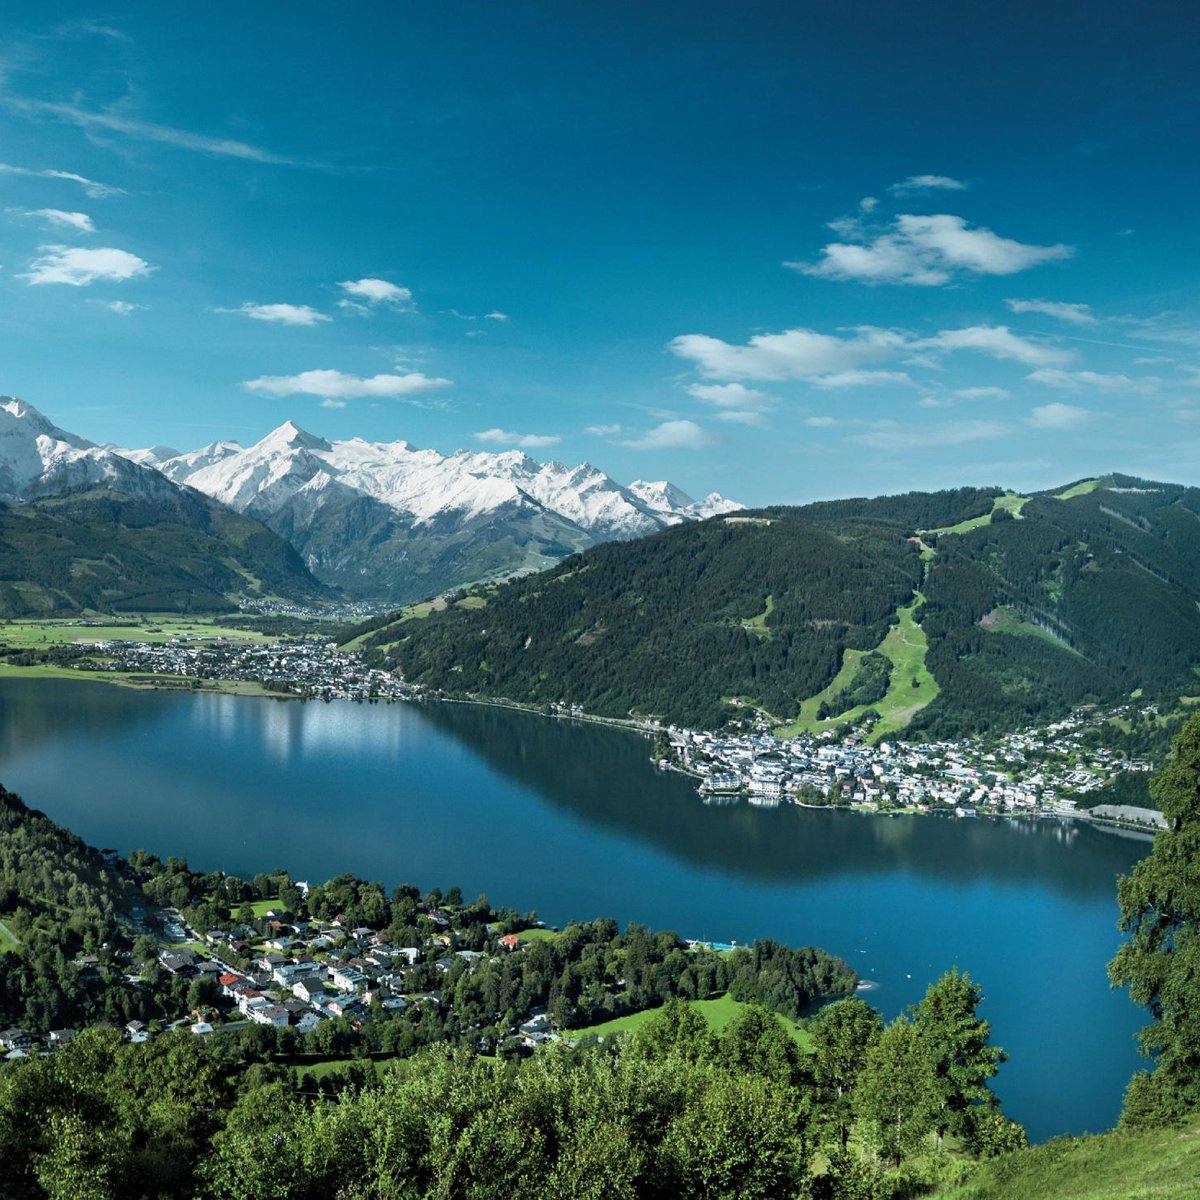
0;662;1165;834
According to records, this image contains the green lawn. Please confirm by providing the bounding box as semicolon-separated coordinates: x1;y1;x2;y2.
740;593;775;638
516;927;559;943
979;605;1078;652
922;493;1029;537
777;594;939;741
1054;478;1103;501
934;1120;1200;1200
0;616;271;647
574;993;812;1051
0;921;19;954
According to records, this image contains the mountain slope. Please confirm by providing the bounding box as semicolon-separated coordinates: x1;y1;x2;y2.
359;478;1200;735
130;424;740;602
0;399;329;615
935;1119;1200;1200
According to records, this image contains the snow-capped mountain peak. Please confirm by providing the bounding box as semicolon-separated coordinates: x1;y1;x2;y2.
0;396;173;502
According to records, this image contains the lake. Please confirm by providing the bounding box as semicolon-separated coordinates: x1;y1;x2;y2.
0;677;1149;1141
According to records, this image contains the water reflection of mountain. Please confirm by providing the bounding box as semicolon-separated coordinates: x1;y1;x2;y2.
418;702;1148;896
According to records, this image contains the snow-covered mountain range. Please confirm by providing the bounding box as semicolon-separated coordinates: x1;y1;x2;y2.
0;396;175;504
0;397;327;613
0;396;737;605
122;421;740;601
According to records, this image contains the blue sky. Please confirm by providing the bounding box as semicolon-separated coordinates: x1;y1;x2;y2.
1;2;1198;504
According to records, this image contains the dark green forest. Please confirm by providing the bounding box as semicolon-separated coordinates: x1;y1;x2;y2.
0;484;329;616
357;477;1200;738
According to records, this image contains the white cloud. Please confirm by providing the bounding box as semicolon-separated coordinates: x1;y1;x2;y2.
320;398;347;409
1005;298;1097;325
805;416;839;427
1029;402;1092;429
794;213;1071;286
21;244;152;286
670;325;904;381
888;174;968;193
1028;368;1155;394
474;428;561;449
920;324;1073;367
851;419;1008;451
954;386;1011;400
484;311;509;321
811;369;912;389
338;278;414;308
714;410;768;426
0;162;122;198
230;302;330;327
243;369;451;399
622;419;716;451
687;382;773;409
12;99;296;165
104;300;142;315
26;208;93;233
584;423;623;437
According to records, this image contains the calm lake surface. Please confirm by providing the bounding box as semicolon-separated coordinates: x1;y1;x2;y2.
0;678;1150;1141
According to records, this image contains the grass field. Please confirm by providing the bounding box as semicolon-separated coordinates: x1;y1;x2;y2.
777;594;939;741
1054;478;1103;501
0;662;297;698
979;605;1077;652
740;593;775;638
934;1120;1200;1200
516;927;560;943
923;493;1030;538
0;918;20;954
0;616;271;647
574;992;813;1051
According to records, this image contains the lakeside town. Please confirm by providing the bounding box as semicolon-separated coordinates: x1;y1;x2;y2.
659;715;1163;829
68;628;1169;833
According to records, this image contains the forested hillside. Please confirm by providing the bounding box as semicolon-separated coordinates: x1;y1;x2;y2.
0;485;330;616
358;476;1200;737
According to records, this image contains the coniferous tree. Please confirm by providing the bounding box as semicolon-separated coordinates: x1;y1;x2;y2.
1109;710;1200;1126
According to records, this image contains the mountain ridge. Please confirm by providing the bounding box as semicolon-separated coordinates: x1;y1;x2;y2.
123;419;740;601
0;398;330;615
359;475;1200;739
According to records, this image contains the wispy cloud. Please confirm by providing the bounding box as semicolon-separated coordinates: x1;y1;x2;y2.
243;369;451;399
337;278;415;313
24;207;93;232
584;423;623;437
1028;368;1156;394
1005;298;1097;325
474;427;560;449
851;419;1009;451
1029;402;1093;429
102;300;143;315
687;382;773;410
0;161;123;197
920;324;1073;367
21;244;152;286
811;369;912;389
793;213;1072;286
954;386;1011;400
671;325;905;381
9;98;298;165
714;410;768;426
225;302;330;327
485;311;509;321
623;419;717;450
888;174;967;194
339;278;412;304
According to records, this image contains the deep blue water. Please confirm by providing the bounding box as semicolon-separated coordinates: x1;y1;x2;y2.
0;679;1150;1141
